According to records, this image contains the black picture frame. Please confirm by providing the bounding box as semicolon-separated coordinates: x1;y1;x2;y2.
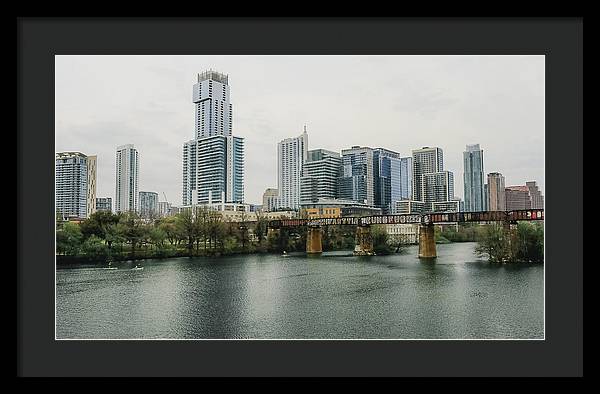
17;17;583;378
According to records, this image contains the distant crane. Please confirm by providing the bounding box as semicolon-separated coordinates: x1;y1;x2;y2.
162;191;168;203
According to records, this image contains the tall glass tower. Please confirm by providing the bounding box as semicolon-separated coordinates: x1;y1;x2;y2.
463;144;485;212
339;146;375;206
183;70;244;205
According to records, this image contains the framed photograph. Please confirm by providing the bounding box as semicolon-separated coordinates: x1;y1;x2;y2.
18;17;583;379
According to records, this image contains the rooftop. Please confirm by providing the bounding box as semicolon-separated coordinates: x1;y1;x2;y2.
197;70;228;85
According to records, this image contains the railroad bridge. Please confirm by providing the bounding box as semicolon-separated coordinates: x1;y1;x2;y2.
266;209;544;258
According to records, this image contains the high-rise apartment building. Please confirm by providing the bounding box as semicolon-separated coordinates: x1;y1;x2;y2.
339;146;375;206
115;144;139;213
86;155;97;218
55;152;97;219
487;172;506;211
412;147;444;202
422;171;455;206
300;149;341;205
139;191;159;218
277;128;308;210
95;197;112;212
463;144;485;212
193;70;232;139
183;71;244;206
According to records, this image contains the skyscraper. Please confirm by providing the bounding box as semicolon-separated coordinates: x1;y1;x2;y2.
339;146;375;206
487;172;506;211
55;152;97;219
373;148;401;213
300;149;342;205
183;70;244;206
277;128;308;210
505;186;532;210
398;157;413;201
139;191;159;218
86;155;97;218
193;70;232;139
463;144;485;212
115;144;139;213
412;147;444;202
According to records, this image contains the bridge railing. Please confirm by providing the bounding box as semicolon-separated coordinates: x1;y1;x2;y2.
267;209;543;228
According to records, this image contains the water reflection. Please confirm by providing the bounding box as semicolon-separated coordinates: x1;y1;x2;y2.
56;243;544;339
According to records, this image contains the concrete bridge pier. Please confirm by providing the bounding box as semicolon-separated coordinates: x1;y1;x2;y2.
306;225;323;254
354;224;374;256
418;223;437;259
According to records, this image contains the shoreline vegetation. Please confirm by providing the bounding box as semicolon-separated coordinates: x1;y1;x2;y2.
56;209;543;265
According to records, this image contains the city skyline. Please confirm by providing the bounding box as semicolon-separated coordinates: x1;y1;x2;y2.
55;55;545;205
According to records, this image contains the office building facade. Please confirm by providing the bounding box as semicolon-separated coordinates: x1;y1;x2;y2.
505;186;532;210
526;181;544;209
339;146;375;206
300;149;342;205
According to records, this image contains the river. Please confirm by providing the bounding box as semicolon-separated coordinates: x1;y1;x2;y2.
56;242;544;339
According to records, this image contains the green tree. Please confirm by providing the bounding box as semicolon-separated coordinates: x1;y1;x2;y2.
80;210;120;240
515;222;544;263
372;225;393;255
475;223;510;263
104;222;126;257
223;235;238;254
81;235;109;259
253;212;268;252
119;212;146;259
177;209;197;254
56;221;83;256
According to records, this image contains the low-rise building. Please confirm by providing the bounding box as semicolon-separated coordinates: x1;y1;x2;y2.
431;200;460;213
392;200;427;215
95;197;112;212
301;198;381;217
385;223;419;244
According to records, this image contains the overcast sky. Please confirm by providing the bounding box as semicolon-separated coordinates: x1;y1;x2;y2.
55;55;544;205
